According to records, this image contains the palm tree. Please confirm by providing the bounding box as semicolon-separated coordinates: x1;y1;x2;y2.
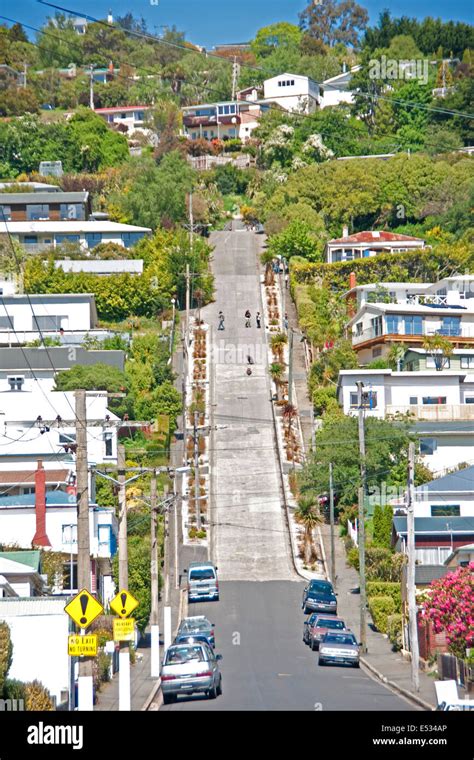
295;496;321;566
269;362;284;399
423;334;454;371
271;332;288;363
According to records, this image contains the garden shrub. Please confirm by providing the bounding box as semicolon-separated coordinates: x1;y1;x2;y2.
387;614;403;651
367;581;401;611
368;595;396;634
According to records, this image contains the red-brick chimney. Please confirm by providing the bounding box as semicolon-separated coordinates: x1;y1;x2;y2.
32;460;51;547
347;272;357;318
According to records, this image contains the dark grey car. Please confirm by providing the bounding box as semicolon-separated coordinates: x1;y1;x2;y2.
302;579;337;615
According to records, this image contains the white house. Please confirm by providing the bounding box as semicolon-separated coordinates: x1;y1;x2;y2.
390;464;474;520
319;65;361;109
0;597;70;705
0;293;113;345
0;387;119;472
337;369;474;473
347;276;474;364
263;72;320;113
0;220;151;252
326;228;426;263
94;105;154;138
182;100;266;142
0;480;117;601
0;551;45;597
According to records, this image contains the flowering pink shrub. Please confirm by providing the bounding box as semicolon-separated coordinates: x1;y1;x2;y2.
421;563;474;658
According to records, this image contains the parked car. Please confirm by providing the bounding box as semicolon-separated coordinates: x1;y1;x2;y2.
302;579;337;615
184;561;219;602
175;616;215;648
303;615;348;650
161;642;222;704
318;632;360;668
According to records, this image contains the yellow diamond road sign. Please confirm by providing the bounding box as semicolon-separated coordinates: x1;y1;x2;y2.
64;589;104;629
113;617;135;642
68;634;98;657
110;589;139;619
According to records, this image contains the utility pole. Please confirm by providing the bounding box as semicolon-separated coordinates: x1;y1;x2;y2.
23;62;27;89
356;381;367;495
407;441;420;691
150;472;160;678
194;411;202;531
288;329;294;407
163;491;172;654
75;390;93;711
329;462;336;587
185;262;191;351
231;56;240;101
117;443;130;711
89;65;95;110
358;487;367;654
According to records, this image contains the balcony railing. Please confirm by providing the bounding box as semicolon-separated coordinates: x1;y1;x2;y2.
352;323;474;345
385;404;474;421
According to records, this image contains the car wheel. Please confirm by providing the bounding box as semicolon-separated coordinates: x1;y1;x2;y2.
208;682;218;700
318;659;325;666
311;641;317;651
217;677;223;696
353;661;360;668
163;694;177;704
303;607;310;615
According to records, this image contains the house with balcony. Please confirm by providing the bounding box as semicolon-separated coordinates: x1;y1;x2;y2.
0;220;151;253
94;105;153;138
0;293;116;346
182;99;266;142
0;191;91;222
392;517;474;566
337;369;474;472
326;229;426;264
347;276;474;365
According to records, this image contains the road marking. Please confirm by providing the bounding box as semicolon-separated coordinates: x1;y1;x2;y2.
277;673;292;677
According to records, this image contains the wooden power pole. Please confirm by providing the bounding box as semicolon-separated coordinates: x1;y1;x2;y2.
407;441;420;691
117;444;130;711
150;472;160;678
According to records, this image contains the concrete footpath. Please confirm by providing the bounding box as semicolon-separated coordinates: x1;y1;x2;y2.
285;263;438;711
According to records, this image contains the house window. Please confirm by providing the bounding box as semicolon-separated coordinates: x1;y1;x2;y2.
350;391;377;409
122;232;145;248
431;505;461;517
60;203;84;220
419;438;437;455
372;347;382;358
355;322;363;336
85;232;102;248
7;375;24;391
409;396;418;405
0;316;14;329
465;397;474;404
104;432;113;457
59;433;76;445
461;356;474;369
62;524;77;545
0;205;11;221
27;204;49;220
63;560;78;591
55;234;80;245
23;235;38;245
33;315;67;331
371;316;383;337
426;355;450;369
386;315;400;334
439;317;461;337
98;525;111;551
404;315;423;335
422;396;447;405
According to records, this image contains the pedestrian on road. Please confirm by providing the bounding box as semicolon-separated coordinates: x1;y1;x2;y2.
245;309;251;328
284;312;289;331
246;367;252;376
285;273;289;289
247;355;254;365
256;312;261;328
218;311;225;330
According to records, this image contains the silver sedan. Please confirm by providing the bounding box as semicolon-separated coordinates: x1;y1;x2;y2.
318;632;360;668
161;642;223;704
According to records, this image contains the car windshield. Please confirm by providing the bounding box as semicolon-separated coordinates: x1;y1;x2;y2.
183;620;211;632
324;634;357;646
317;619;345;630
165;646;205;664
189;569;215;580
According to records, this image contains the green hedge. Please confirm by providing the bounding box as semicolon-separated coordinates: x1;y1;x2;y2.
290;245;474;292
368;595;396;634
387;614;403;652
367;581;401;611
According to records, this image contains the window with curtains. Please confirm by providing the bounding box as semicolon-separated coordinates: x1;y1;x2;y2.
386;314;400;334
404;315;423;335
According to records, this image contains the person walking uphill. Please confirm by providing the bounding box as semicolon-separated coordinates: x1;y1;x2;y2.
256;312;262;329
245;310;251;328
218;311;225;331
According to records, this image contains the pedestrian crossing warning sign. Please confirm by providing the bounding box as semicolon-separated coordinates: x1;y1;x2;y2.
110;589;139;619
68;635;98;656
64;589;104;629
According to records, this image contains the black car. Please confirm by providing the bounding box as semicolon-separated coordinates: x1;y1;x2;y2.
302;579;337;615
174;616;215;649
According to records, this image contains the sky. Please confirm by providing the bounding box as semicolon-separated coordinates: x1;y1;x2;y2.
5;0;474;48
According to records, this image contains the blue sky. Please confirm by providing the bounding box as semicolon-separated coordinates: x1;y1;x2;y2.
5;0;474;48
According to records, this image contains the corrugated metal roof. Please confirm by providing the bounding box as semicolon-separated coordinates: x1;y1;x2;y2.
0;192;88;204
394;516;474;534
0;347;125;372
415;565;451;584
329;231;425;244
0;221;151;233
0;469;69;485
415;465;474;495
55;260;143;274
0;550;41;571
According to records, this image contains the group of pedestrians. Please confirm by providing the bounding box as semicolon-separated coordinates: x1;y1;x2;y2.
217;310;262;330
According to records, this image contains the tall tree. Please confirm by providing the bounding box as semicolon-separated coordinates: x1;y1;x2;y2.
299;0;369;48
251;22;302;59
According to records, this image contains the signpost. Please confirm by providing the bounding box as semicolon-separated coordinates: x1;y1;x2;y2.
113;618;136;642
64;589;104;710
64;589;104;629
110;589;139;711
68;635;98;657
110;589;139;619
